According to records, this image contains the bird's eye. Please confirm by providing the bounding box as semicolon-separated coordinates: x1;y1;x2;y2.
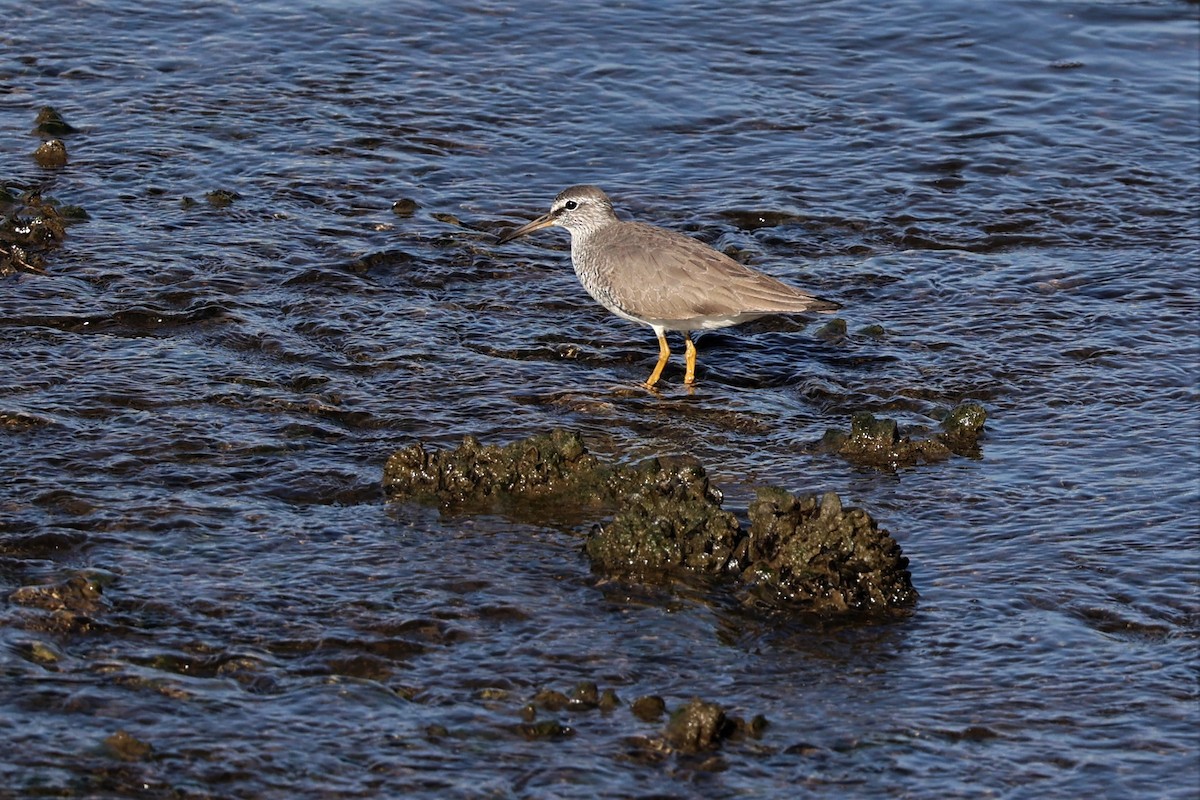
563;200;578;211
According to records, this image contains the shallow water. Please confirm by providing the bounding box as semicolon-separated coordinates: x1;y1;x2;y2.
2;0;1198;797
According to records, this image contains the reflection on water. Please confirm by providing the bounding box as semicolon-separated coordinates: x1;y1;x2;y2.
1;0;1197;796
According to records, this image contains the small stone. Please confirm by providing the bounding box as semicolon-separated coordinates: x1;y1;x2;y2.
815;318;848;341
104;730;152;762
391;198;418;216
33;139;68;168
34;106;78;136
568;681;599;710
206;189;240;207
205;189;240;208
518;719;573;740
532;688;569;712
631;695;666;722
664;697;731;752
598;688;621;712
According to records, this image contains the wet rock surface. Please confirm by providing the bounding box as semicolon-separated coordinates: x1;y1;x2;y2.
585;455;743;577
32;106;79;137
515;683;763;756
3;108;85;275
663;697;734;752
10;571;108;615
9;570;111;633
32;138;68;169
383;429;624;514
739;489;917;611
385;431;915;614
103;731;154;762
0;190;81;276
819;403;987;468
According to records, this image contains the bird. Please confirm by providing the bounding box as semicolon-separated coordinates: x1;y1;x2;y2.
496;185;840;388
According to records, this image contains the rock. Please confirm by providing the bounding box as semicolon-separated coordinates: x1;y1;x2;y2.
740;489;916;613
820;404;987;468
584;456;741;576
33;107;78;136
205;189;240;207
1;190;76;276
663;698;734;752
384;431;916;614
33;139;68;168
814;318;848;341
568;681;599;710
391;198;418;216
631;695;666;721
10;572;107;614
383;429;617;510
940;402;987;450
517;719;574;740
103;731;153;762
598;688;621;712
531;688;569;712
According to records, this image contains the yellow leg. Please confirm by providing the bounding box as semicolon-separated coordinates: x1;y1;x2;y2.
684;334;697;384
645;330;670;387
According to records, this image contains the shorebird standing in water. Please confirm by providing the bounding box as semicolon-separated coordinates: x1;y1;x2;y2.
497;185;839;387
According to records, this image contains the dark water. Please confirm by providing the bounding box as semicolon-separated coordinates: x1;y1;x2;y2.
2;0;1197;797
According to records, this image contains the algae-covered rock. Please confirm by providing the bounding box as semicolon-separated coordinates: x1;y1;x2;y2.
584;456;740;576
740;488;916;613
940;402;987;450
33;106;79;137
103;730;153;762
33;139;68;169
814;318;848;341
631;695;667;722
820;403;987;468
664;698;735;752
205;189;241;208
383;429;618;507
384;430;916;614
10;572;107;614
517;719;574;740
1;190;73;276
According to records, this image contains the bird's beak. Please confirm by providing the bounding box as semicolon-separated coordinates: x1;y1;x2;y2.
496;212;556;244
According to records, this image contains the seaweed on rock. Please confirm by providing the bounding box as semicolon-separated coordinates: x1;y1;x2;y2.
384;430;916;615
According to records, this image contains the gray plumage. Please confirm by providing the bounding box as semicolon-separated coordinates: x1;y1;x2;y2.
496;184;840;386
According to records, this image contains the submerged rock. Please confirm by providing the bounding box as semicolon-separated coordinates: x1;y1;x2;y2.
33;106;79;137
819;403;987;468
205;189;241;208
385;430;916;614
103;730;153;762
391;197;418;216
632;695;667;722
10;572;107;614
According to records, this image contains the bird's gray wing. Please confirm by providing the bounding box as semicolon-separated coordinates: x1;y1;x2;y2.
595;222;837;320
